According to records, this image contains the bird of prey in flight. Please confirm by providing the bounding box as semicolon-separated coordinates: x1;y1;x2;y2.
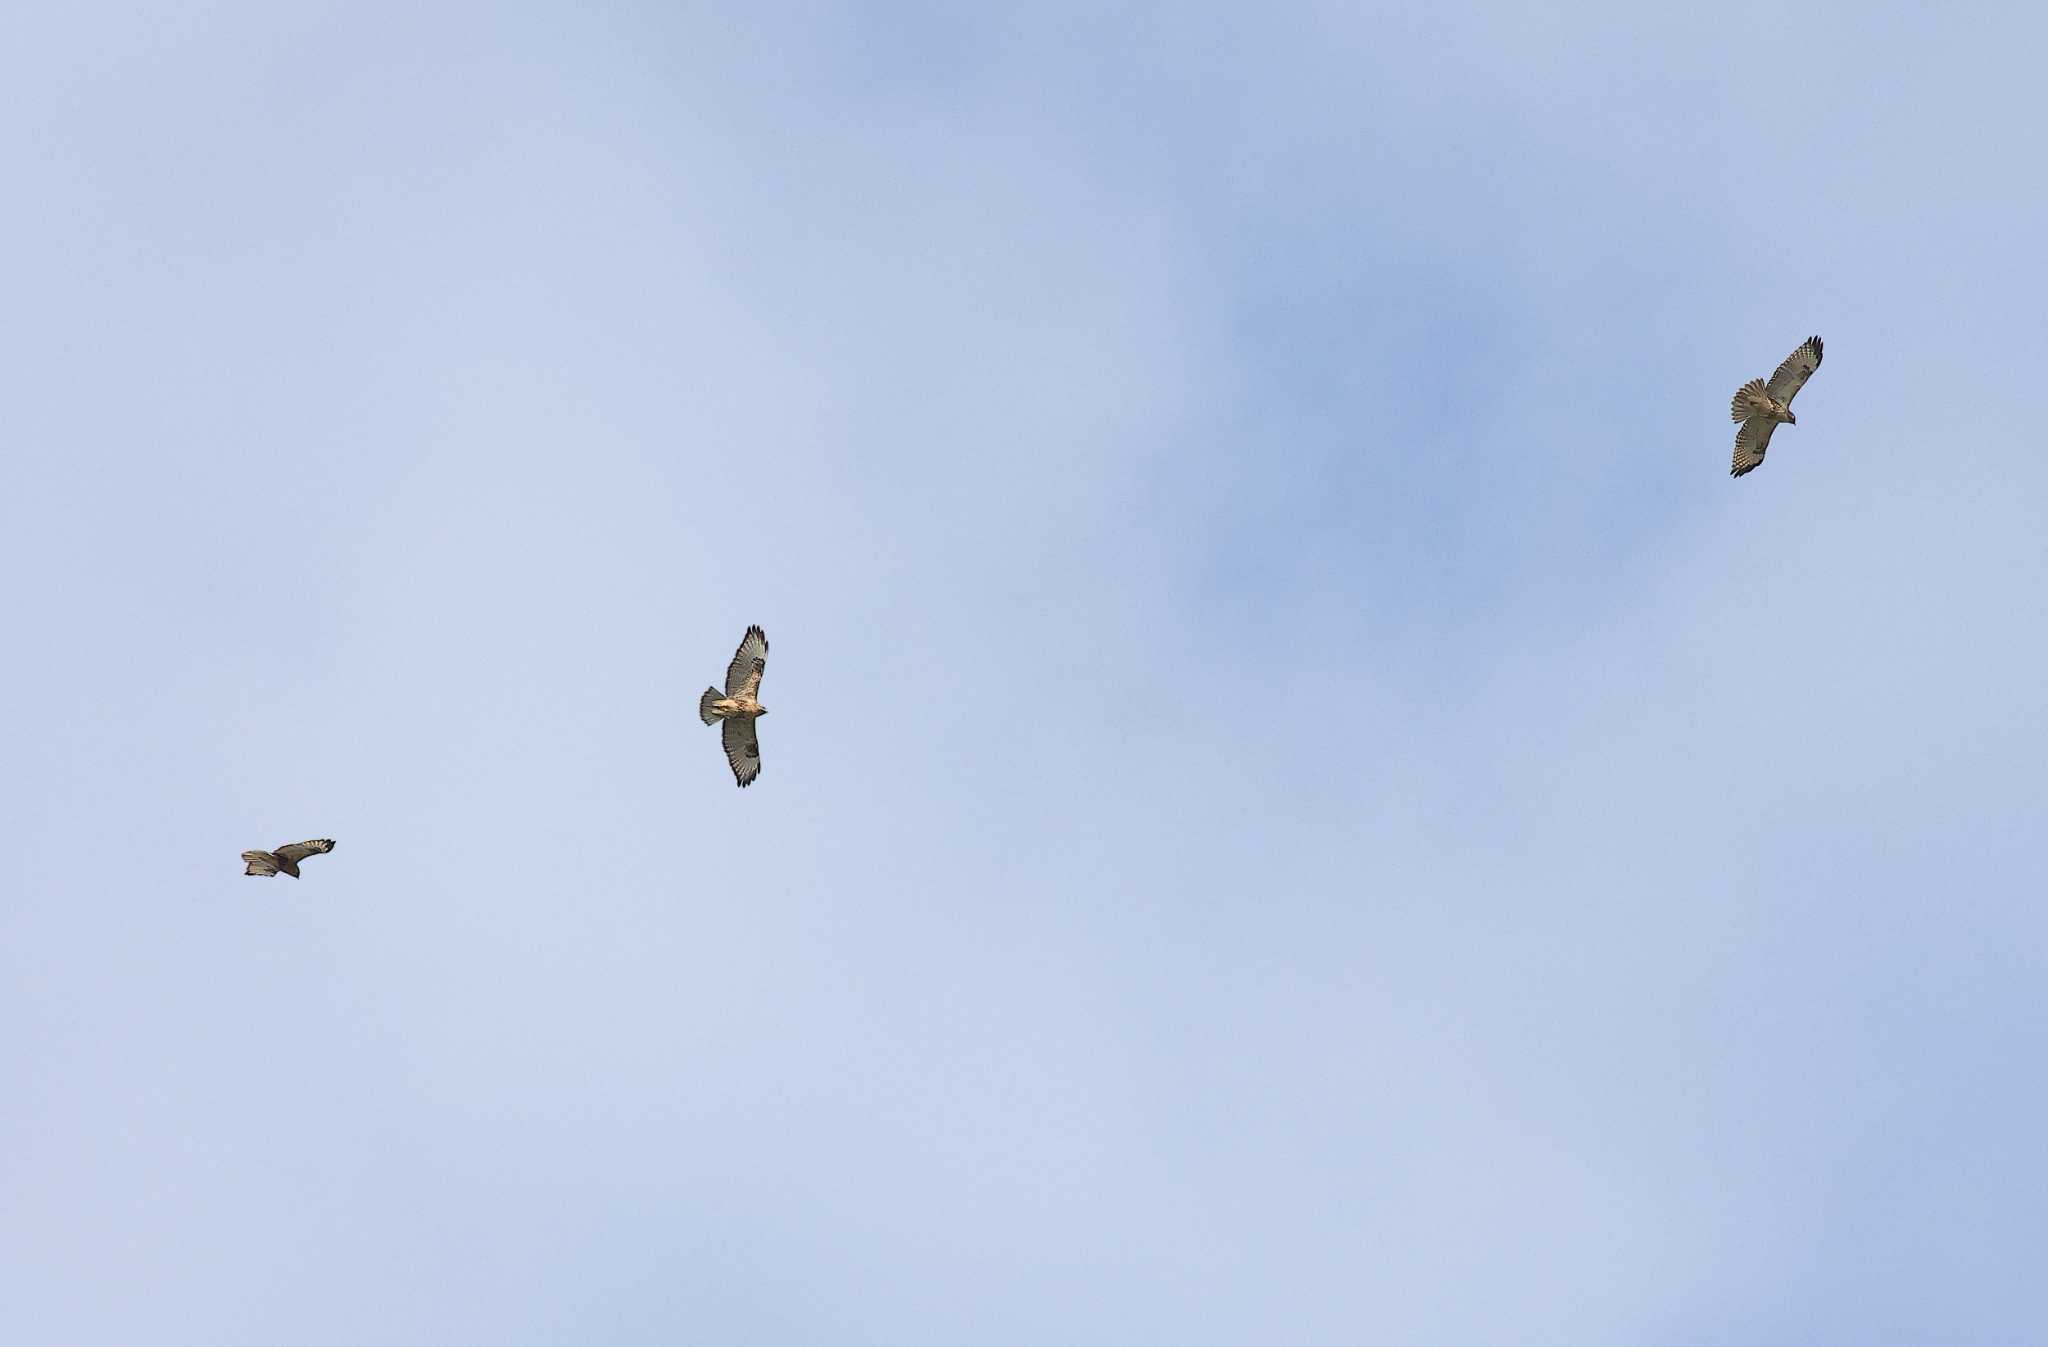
242;838;336;878
1730;336;1823;477
700;625;769;787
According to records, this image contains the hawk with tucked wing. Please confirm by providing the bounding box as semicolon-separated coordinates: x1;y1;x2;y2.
1730;335;1823;477
242;838;336;878
698;624;769;787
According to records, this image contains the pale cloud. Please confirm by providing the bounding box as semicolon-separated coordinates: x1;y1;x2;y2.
3;4;2044;1344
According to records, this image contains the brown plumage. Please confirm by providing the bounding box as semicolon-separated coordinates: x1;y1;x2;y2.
242;838;336;878
1730;336;1823;477
698;625;769;787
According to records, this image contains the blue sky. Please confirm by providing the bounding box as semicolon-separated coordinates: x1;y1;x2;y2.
4;3;2045;1342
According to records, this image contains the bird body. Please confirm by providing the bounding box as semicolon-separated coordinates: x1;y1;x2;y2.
701;625;769;787
1730;378;1796;427
242;838;336;878
699;692;763;720
1730;336;1823;477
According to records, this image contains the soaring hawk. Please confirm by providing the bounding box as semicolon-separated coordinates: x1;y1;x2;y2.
1730;336;1823;477
700;624;769;787
242;838;336;878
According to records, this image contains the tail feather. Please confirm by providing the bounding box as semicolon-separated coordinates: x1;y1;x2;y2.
1730;378;1768;422
699;687;723;726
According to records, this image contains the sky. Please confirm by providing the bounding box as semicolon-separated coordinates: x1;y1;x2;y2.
3;2;2046;1342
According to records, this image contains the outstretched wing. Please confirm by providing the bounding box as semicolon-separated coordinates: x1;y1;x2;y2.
721;716;762;787
273;838;336;865
242;850;280;877
1766;335;1823;405
724;624;768;697
1731;416;1778;478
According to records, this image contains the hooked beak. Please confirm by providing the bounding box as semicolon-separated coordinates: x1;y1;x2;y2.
1787;412;1797;425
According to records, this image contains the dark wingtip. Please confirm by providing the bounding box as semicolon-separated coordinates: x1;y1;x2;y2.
1810;335;1823;363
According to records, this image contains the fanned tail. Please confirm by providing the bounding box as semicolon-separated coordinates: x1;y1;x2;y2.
699;687;724;726
1730;378;1769;423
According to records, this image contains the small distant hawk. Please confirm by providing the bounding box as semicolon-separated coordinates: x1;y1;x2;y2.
699;624;769;787
1730;335;1823;477
242;838;336;878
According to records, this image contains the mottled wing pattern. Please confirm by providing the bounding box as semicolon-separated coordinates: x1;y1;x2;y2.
724;624;768;698
242;850;280;876
722;715;762;787
274;838;336;865
1766;336;1823;405
1731;416;1778;478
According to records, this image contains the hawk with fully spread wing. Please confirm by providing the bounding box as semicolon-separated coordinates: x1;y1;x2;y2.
699;625;769;787
242;838;336;878
1730;336;1823;477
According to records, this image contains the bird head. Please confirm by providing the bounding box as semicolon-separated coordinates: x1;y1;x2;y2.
1787;411;1797;426
756;705;769;716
